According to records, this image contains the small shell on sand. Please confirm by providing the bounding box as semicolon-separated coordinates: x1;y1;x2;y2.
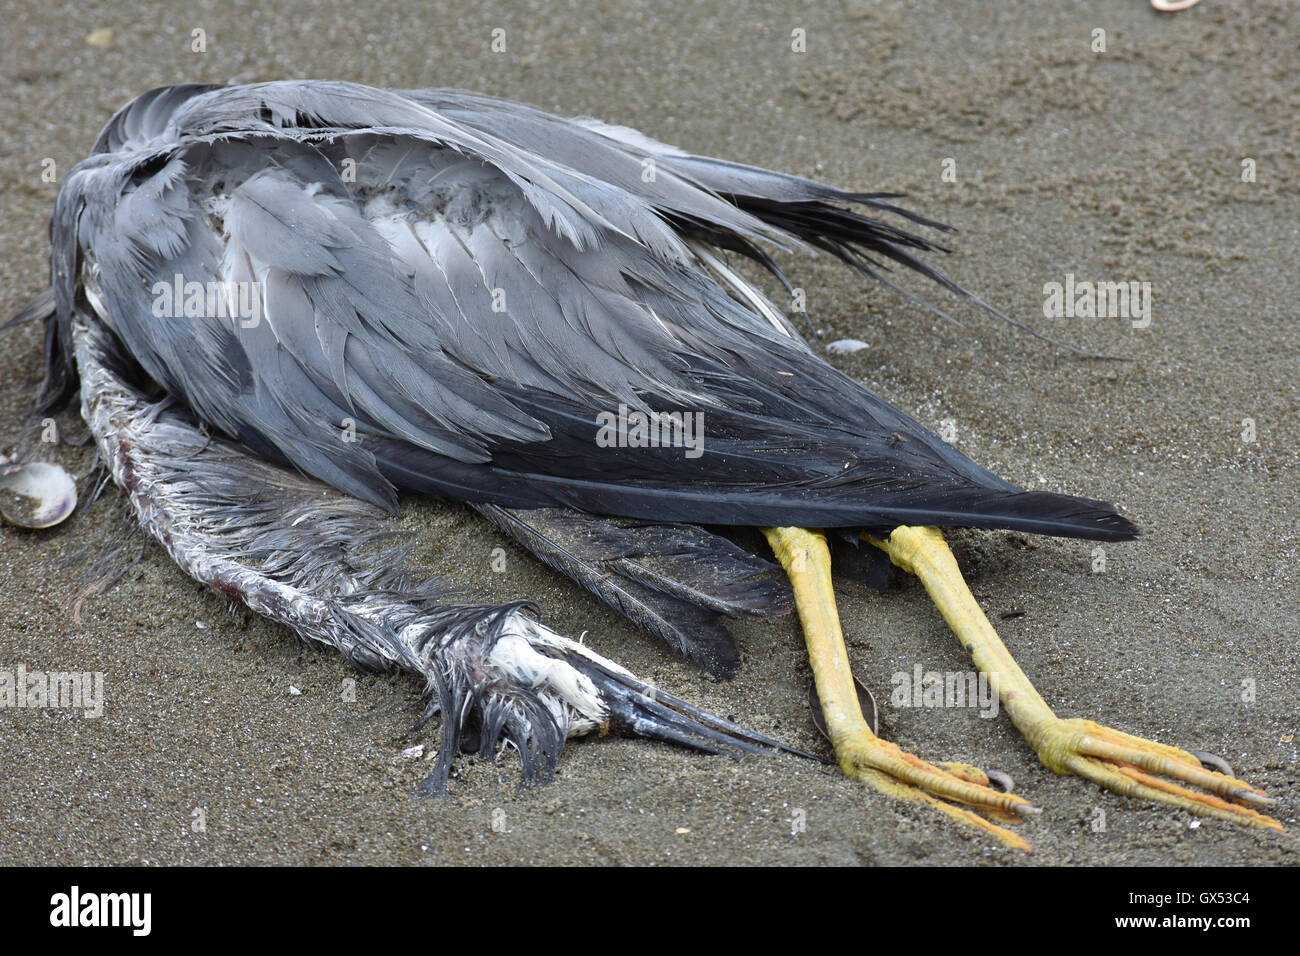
0;461;77;529
825;338;870;355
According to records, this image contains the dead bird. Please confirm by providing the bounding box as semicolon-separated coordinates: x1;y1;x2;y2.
8;81;1279;850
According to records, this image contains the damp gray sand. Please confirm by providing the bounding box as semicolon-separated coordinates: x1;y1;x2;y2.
1;0;1296;865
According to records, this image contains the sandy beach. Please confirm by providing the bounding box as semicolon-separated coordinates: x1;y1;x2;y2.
1;0;1296;865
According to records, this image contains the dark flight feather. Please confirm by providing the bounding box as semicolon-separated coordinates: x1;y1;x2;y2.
475;503;793;678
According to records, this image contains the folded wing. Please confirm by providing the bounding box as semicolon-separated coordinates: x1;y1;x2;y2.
46;81;1136;541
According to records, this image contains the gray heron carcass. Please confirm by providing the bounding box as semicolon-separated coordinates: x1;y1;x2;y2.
9;81;1279;851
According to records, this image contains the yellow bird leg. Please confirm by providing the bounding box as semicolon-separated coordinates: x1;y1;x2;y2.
869;525;1281;831
763;526;1037;852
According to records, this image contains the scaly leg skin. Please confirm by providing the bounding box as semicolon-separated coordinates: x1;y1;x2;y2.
764;527;1039;852
870;525;1282;832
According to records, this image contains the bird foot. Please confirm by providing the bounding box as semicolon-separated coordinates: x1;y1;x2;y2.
1027;717;1282;830
833;729;1039;852
766;525;1037;850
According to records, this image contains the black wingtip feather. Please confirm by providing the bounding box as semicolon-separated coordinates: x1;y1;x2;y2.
471;504;786;679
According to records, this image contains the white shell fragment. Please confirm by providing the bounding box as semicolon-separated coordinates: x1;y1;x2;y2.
825;338;871;355
0;461;77;529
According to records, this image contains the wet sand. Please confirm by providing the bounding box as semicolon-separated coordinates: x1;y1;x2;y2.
1;0;1296;865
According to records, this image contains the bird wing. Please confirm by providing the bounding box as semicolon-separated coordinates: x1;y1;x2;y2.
51;81;1135;540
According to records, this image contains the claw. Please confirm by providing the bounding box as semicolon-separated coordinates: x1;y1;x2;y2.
1230;789;1277;807
984;768;1016;794
1189;750;1235;778
843;745;1036;852
1040;718;1282;831
868;525;1286;836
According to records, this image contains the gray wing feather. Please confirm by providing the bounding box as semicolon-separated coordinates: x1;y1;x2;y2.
402;88;879;225
49;81;970;514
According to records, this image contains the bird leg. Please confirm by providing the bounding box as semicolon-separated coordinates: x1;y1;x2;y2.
870;525;1281;831
763;527;1038;851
